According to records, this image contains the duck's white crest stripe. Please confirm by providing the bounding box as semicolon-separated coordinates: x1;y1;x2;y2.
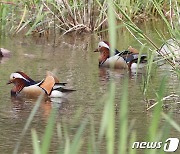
98;41;110;49
10;73;30;82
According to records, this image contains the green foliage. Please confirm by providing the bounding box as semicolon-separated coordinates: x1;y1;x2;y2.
13;94;44;154
118;80;128;154
0;0;179;35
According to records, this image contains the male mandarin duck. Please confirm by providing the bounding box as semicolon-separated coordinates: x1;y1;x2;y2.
7;71;75;98
94;41;147;69
94;41;121;55
94;41;140;55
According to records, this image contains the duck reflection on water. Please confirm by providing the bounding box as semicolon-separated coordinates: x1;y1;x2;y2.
10;94;69;121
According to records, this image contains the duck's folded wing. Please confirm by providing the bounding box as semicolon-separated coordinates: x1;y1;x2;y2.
53;86;76;92
122;54;147;63
118;50;131;56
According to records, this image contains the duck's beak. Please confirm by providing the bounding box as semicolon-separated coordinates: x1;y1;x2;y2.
7;79;13;84
94;48;99;52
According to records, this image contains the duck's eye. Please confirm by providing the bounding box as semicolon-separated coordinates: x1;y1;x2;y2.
13;76;15;79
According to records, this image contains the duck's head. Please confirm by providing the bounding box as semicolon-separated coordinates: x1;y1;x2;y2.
7;72;36;95
94;41;110;52
7;71;35;84
98;47;110;66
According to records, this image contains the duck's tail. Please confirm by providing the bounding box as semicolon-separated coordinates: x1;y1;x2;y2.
128;55;147;70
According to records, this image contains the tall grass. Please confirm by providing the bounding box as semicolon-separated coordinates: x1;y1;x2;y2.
113;0;179;97
0;0;178;36
1;0;107;35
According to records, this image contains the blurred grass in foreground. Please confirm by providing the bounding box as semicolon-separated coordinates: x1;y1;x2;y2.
13;78;180;154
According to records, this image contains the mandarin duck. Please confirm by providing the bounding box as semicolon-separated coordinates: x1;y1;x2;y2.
7;71;75;98
96;46;147;69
